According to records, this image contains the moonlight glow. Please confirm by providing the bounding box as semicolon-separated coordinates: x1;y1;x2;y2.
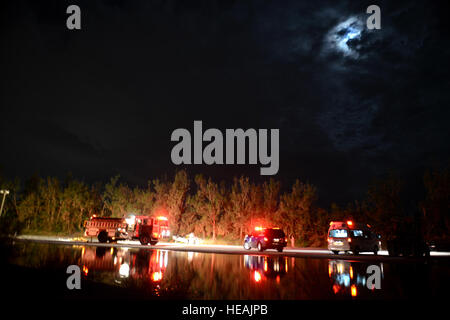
325;17;364;58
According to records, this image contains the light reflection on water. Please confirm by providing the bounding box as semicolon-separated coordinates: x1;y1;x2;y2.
327;259;383;297
5;242;445;299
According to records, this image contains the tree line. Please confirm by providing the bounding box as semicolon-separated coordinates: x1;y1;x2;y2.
0;167;448;246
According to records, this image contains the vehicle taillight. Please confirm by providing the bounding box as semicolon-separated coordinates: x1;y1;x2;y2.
264;237;268;242
347;238;352;243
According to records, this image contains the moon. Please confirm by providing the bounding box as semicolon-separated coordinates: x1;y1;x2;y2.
325;17;364;58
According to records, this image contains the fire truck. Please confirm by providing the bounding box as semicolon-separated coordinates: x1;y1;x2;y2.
84;216;128;243
84;215;170;245
124;215;170;245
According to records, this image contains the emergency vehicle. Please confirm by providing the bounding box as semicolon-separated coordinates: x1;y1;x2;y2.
244;227;288;252
84;216;128;243
124;215;170;245
328;221;381;255
84;215;170;245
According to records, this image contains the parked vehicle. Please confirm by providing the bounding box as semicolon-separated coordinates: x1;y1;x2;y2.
124;215;170;245
387;234;430;257
244;227;288;252
386;215;431;257
84;214;170;245
328;221;381;255
84;216;128;243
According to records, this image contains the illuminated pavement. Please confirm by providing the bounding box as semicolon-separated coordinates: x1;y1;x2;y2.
13;235;450;262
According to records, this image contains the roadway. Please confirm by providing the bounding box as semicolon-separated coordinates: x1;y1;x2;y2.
13;235;450;262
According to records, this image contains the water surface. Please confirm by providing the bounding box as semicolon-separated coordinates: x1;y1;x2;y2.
3;241;448;300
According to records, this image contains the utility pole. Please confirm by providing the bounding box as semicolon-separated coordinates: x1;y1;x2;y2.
0;190;10;217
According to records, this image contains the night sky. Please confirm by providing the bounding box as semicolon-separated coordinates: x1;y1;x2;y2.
1;0;450;205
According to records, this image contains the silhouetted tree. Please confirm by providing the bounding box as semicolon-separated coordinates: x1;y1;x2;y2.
421;167;450;241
